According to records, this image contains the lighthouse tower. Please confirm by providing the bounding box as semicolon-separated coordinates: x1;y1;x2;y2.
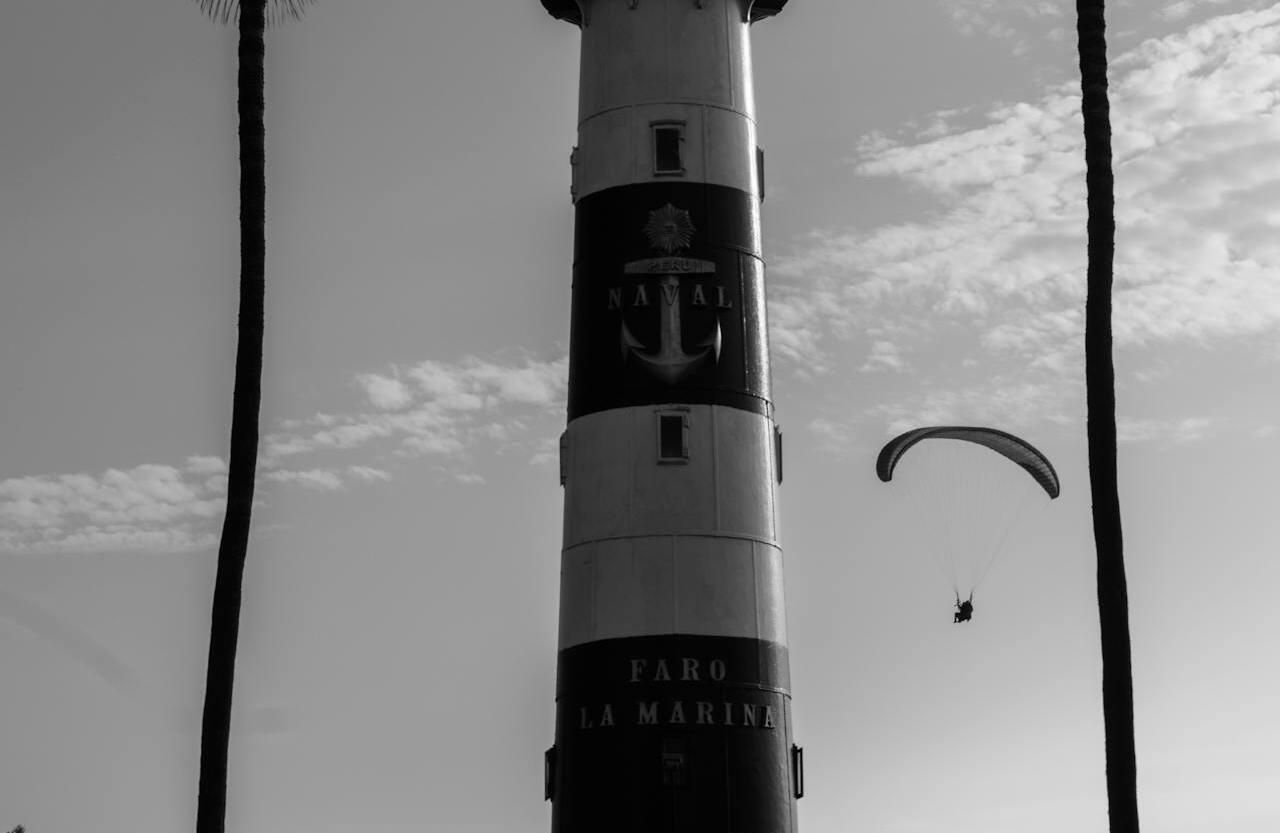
541;2;798;831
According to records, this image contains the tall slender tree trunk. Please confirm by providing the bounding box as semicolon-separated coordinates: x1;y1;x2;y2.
197;2;266;830
1077;3;1139;832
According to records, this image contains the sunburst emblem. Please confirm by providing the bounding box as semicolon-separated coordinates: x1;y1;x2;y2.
644;203;695;254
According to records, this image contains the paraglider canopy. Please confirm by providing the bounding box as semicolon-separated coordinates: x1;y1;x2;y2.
876;426;1060;499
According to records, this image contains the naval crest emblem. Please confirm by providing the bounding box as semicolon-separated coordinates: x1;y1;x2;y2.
644;203;695;254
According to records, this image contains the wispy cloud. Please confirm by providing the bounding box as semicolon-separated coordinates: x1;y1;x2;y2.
346;465;392;483
0;458;226;553
940;0;1064;29
261;469;345;491
1;354;567;553
357;374;414;410
1116;416;1215;444
1157;0;1261;23
936;0;1066;52
266;354;567;465
769;4;1280;439
861;339;910;374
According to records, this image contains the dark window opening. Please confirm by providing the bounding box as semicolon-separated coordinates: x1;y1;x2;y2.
654;125;684;174
658;412;689;461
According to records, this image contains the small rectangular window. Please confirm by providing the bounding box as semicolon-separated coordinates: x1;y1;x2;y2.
653;124;684;175
657;411;689;462
792;744;805;799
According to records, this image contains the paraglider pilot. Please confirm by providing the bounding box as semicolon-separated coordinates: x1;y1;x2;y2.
954;594;974;624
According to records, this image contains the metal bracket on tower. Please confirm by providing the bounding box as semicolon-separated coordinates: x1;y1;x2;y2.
791;744;805;799
544;746;557;801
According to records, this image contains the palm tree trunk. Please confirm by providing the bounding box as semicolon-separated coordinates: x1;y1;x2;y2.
1077;3;1139;832
196;1;266;830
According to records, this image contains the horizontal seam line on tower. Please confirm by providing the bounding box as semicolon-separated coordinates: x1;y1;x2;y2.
563;530;780;548
578;100;758;128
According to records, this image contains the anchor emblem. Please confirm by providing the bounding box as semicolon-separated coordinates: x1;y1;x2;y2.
621;275;721;385
618;204;723;385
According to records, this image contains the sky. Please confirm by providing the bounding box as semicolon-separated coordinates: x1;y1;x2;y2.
1;0;1278;831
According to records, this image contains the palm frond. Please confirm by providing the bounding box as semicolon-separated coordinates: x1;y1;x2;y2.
194;0;314;27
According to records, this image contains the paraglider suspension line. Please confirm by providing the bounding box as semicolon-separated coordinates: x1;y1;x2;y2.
970;483;1037;594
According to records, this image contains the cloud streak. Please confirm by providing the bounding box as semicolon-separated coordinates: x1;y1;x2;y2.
0;459;225;553
936;0;1066;53
268;354;567;465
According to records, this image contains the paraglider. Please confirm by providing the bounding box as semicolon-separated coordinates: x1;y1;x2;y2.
876;426;1060;619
